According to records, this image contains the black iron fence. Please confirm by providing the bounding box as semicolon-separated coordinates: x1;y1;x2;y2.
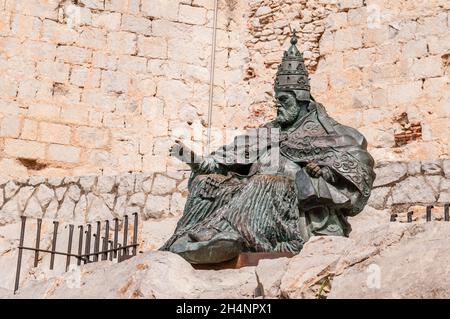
390;203;449;222
14;213;139;294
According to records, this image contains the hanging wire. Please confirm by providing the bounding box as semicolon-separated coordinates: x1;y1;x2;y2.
206;0;219;155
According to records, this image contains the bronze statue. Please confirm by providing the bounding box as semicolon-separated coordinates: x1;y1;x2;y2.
161;31;376;264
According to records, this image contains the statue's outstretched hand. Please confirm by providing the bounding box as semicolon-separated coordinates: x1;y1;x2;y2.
198;156;219;173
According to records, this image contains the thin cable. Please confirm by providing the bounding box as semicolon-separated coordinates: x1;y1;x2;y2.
206;0;218;155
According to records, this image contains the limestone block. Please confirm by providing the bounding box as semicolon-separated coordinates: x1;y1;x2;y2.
367;187;391;210
106;31;137;55
75;126;109;148
141;0;181;21
11;14;41;40
167;38;207;65
128;192;146;207
443;160;450;178
0;75;18;97
0;115;21;138
121;15;152;35
409;56;443;79
137;36;167;59
335;27;362;51
4;139;46;160
78;0;104;10
256;257;290;298
105;0;140;14
45;199;58;219
113;194;127;217
151;19;192;39
73;195;87;224
318;30;334;55
27;176;44;186
57;197;76;221
96;176;116;193
0;11;10;36
325;12;347;31
134;77;157;97
4;181;19;200
423;77;447;99
117;175;135;195
387;81;422;105
438;179;450;203
338;0;363;10
48;144;81;163
48;178;63;187
92;52;118;71
117;55;147;74
56;46;92;65
70;66;101;89
178;4;207;25
27;103;60;120
67;185;81;202
35;184;55;208
151;175;177;195
77;27;107;50
55;187;67;201
86;194;113;222
38;123;72;145
421;160;442;175
362;26;390;47
21;40;58;62
101;70;130;93
144;195;170;219
347;7;366;26
17;80;39;99
403;39;427;58
169;192;185;214
41;19;78;44
24;196;43;218
60;106;89;125
36;61;70;84
391;176;436;204
142;97;164;119
92;12;121;31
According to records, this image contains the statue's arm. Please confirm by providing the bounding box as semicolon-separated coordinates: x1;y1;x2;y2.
170;140;223;174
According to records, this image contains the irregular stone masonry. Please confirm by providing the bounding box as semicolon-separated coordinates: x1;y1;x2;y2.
0;159;448;226
0;0;448;181
0;171;189;226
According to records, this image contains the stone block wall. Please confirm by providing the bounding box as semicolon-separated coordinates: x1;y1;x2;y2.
0;0;448;181
0;0;251;180
0;0;448;222
243;0;449;162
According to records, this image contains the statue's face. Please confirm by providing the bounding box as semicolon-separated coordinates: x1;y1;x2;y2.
275;91;300;127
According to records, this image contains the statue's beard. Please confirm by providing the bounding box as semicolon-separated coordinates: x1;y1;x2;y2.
277;106;300;127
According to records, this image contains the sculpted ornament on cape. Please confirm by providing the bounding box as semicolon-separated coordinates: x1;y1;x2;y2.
161;31;376;264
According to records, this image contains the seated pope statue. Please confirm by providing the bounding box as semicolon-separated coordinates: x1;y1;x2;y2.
160;32;376;264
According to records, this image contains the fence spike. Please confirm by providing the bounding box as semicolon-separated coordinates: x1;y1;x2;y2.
14;216;27;294
49;221;59;270
65;225;74;272
34;219;42;267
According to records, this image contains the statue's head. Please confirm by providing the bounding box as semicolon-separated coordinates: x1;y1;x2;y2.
274;30;311;127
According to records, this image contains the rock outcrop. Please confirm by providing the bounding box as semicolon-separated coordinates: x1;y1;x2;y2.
2;206;450;299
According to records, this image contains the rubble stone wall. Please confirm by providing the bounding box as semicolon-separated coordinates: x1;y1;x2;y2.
0;159;448;227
